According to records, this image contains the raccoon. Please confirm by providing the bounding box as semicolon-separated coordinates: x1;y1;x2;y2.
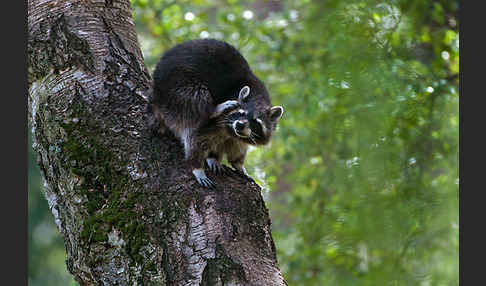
151;39;283;188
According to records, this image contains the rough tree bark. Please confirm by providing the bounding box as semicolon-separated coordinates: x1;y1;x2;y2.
28;0;287;285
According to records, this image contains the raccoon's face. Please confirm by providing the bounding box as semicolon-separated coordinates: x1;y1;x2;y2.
225;86;283;145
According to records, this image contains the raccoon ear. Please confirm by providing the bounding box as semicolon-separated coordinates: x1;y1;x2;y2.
269;106;284;121
238;86;250;102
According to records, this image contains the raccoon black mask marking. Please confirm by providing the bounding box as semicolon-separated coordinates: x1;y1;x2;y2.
224;86;283;146
151;39;284;188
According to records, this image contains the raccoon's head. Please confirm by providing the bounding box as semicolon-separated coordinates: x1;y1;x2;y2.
225;86;284;145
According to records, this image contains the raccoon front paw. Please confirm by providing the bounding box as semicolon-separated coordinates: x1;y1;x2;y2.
206;158;225;174
192;168;216;188
220;100;240;112
211;100;240;118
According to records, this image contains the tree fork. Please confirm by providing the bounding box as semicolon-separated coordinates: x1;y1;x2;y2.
28;0;287;285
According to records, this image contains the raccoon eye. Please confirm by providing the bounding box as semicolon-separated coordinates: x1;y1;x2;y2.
238;109;247;116
250;118;264;132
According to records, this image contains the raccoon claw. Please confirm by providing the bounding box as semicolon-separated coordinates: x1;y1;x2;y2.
198;177;216;188
192;168;216;189
206;158;225;174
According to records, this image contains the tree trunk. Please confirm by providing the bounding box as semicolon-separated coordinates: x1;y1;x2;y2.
27;0;287;285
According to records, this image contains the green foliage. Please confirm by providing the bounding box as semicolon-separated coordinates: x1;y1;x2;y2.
29;0;458;285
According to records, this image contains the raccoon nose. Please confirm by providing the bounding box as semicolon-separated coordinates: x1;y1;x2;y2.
235;121;245;131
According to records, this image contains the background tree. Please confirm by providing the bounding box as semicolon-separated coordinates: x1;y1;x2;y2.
28;0;459;285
